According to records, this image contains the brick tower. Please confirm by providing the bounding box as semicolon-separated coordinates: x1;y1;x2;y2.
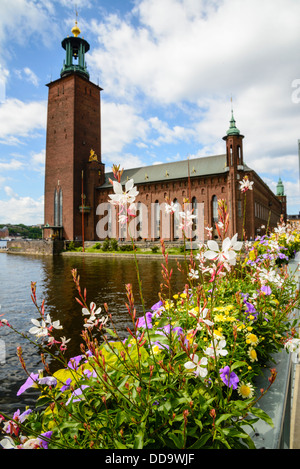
222;111;245;237
44;20;104;241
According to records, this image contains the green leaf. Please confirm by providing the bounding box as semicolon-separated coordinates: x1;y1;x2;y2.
105;328;118;338
215;413;233;426
230;360;247;371
133;424;145;449
188;433;212;449
250;407;274;427
168;431;184;449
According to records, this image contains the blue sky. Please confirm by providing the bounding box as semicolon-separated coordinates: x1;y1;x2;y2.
0;0;300;225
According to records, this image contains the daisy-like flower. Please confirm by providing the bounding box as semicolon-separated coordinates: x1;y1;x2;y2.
184;354;208;378
204;234;242;266
239;176;254;193
237;381;255;399
108;178;139;207
248;347;258;362
246;333;259;346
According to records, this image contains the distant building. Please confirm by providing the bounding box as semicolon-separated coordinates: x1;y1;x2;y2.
43;21;287;243
0;227;9;239
287;212;300;230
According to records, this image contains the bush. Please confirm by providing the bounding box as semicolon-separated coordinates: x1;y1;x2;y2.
110;238;119;251
119;244;134;251
151;245;159;253
101;239;110;251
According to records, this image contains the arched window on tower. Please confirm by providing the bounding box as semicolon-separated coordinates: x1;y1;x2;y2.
192;197;197;240
212;195;218;225
173;198;180;239
154;200;160;239
54;187;63;227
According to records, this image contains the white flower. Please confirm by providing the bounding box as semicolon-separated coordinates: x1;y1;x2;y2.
108;179;139;206
165;201;178;214
82;303;108;328
205;339;228;358
188;269;199;280
45;314;63;331
204;234;242;266
29;318;49;338
0;436;16;449
284;338;300;353
178;210;196;230
184;354;208;378
195;308;214;329
239;177;254;192
82;302;102;317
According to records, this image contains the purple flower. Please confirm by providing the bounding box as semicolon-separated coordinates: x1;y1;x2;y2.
67;354;84;370
136;312;153;329
38;376;57;387
13;408;32;423
60;378;72;392
38;431;53;449
261;285;272;295
219;366;239;390
66;385;89;405
151;300;163;311
17;372;39;396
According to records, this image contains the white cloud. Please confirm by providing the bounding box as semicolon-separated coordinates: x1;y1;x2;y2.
0;99;47;145
101;101;149;155
0;189;44;225
30;150;46;173
0;159;25;171
21;68;40;87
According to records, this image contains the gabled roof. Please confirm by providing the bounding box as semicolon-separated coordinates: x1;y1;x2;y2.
98;154;252;189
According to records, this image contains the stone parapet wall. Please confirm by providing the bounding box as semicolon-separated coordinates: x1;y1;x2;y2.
7;239;64;255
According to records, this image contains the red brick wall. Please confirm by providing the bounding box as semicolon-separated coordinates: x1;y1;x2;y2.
44;73;102;240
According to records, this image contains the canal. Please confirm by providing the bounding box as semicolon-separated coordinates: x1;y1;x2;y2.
0;252;186;414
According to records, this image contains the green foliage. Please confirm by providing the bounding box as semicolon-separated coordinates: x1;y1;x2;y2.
1;216;300;450
0;224;42;239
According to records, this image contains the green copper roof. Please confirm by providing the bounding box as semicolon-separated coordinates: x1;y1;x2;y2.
60;22;90;80
226;110;241;136
276;177;284;196
98;154;252;189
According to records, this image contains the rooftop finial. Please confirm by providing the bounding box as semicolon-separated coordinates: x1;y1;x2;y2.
71;5;81;37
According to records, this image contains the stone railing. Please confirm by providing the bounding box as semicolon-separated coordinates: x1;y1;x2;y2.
249;257;300;449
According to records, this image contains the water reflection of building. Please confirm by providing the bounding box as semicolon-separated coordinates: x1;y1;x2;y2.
43;21;286;243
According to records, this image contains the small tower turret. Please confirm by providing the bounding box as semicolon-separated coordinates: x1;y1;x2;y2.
61;19;90;80
223;110;244;168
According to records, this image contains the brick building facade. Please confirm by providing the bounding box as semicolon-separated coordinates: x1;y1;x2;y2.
43;23;286;243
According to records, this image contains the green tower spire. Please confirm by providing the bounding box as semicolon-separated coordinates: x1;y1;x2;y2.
226;110;241;136
276;177;285;196
60;19;90;80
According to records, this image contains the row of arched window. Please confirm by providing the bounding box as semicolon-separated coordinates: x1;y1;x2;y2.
54;188;63;227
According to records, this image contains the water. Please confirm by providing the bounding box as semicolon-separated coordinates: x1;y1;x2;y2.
0;252;186;414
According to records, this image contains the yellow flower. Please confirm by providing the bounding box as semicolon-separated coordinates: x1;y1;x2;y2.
238;382;255;399
180;293;187;299
152;345;161;354
173;294;178;300
248;347;258;362
246;333;259;346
